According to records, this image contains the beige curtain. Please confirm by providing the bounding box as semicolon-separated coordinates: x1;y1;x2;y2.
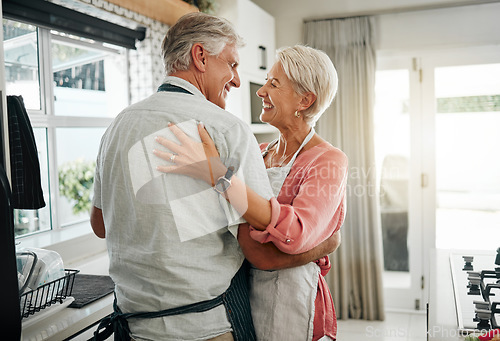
304;16;385;321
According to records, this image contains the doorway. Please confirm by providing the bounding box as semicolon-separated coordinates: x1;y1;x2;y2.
374;45;500;310
374;56;424;310
422;47;500;253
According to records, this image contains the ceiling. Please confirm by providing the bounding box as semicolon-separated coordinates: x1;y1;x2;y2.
249;0;500;48
250;0;500;20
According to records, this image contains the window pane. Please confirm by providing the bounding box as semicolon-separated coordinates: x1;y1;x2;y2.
3;19;41;110
435;63;500;250
374;69;411;274
14;128;51;236
57;128;105;227
52;36;128;117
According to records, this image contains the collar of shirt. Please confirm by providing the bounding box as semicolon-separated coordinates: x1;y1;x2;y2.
163;76;207;101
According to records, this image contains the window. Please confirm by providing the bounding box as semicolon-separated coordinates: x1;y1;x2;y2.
3;19;129;237
3;21;40;110
434;63;500;250
374;49;500;310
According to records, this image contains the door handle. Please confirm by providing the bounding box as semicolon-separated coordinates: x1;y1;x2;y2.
259;45;266;70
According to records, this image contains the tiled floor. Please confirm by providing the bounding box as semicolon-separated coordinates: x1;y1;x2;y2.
336;311;427;341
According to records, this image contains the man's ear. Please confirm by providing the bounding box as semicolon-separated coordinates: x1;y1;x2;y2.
299;92;317;111
191;43;207;72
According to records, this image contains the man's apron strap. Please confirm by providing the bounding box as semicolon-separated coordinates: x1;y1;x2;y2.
93;261;256;341
157;83;193;95
93;293;224;341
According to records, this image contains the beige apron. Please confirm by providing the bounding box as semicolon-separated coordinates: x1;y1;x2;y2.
249;129;320;341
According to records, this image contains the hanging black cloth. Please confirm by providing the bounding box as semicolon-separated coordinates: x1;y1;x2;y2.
6;95;45;209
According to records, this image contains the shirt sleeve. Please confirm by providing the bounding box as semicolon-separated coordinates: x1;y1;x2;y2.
92;139;103;210
249;147;348;254
210;121;274;237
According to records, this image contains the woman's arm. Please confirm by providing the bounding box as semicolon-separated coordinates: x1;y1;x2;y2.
249;151;348;254
238;224;341;271
154;122;273;230
154;122;348;254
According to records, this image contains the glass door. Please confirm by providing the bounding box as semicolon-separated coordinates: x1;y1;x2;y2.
375;46;500;310
423;47;500;252
374;56;425;310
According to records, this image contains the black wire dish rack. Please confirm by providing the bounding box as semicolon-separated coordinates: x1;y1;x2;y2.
20;269;79;319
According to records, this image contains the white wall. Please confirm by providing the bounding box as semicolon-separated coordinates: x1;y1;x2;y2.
375;2;500;52
251;0;476;47
250;0;500;52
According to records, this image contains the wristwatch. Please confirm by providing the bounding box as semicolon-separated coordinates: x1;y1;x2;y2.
213;166;235;194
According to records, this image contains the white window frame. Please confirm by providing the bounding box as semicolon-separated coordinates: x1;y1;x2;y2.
13;22;129;259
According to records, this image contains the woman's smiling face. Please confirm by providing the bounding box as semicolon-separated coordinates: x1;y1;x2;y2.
256;62;302;128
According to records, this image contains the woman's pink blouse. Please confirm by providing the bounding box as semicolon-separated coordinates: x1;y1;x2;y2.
250;141;348;340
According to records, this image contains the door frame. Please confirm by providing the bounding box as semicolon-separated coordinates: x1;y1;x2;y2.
376;54;425;310
377;45;500;310
419;45;500;303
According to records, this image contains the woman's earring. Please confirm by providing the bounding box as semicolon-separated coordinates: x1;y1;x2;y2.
294;111;301;118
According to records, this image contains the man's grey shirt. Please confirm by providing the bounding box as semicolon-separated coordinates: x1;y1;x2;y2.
93;77;273;340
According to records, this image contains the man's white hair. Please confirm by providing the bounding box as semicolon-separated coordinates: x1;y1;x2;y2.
162;12;244;75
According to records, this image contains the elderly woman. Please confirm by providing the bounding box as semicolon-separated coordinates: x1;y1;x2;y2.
155;45;347;341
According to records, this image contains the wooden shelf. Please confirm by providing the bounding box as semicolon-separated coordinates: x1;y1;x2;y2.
105;0;199;26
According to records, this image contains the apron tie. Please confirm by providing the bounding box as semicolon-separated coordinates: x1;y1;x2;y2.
93;263;255;340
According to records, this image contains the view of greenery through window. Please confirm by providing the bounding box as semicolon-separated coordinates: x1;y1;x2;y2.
437;95;500;113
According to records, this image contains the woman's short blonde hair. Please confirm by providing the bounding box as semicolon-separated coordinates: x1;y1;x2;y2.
276;45;338;127
162;12;244;75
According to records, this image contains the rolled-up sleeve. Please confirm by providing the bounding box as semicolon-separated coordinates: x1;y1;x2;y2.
315;256;331;277
92;142;103;210
250;147;348;254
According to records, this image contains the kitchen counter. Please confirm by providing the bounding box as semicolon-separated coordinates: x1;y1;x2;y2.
428;248;497;340
21;252;113;341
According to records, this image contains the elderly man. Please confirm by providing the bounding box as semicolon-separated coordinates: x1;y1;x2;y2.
91;12;338;341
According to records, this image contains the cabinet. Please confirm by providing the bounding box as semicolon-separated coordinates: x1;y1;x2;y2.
217;0;277;135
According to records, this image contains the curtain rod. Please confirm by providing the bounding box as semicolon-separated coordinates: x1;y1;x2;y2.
304;0;500;22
